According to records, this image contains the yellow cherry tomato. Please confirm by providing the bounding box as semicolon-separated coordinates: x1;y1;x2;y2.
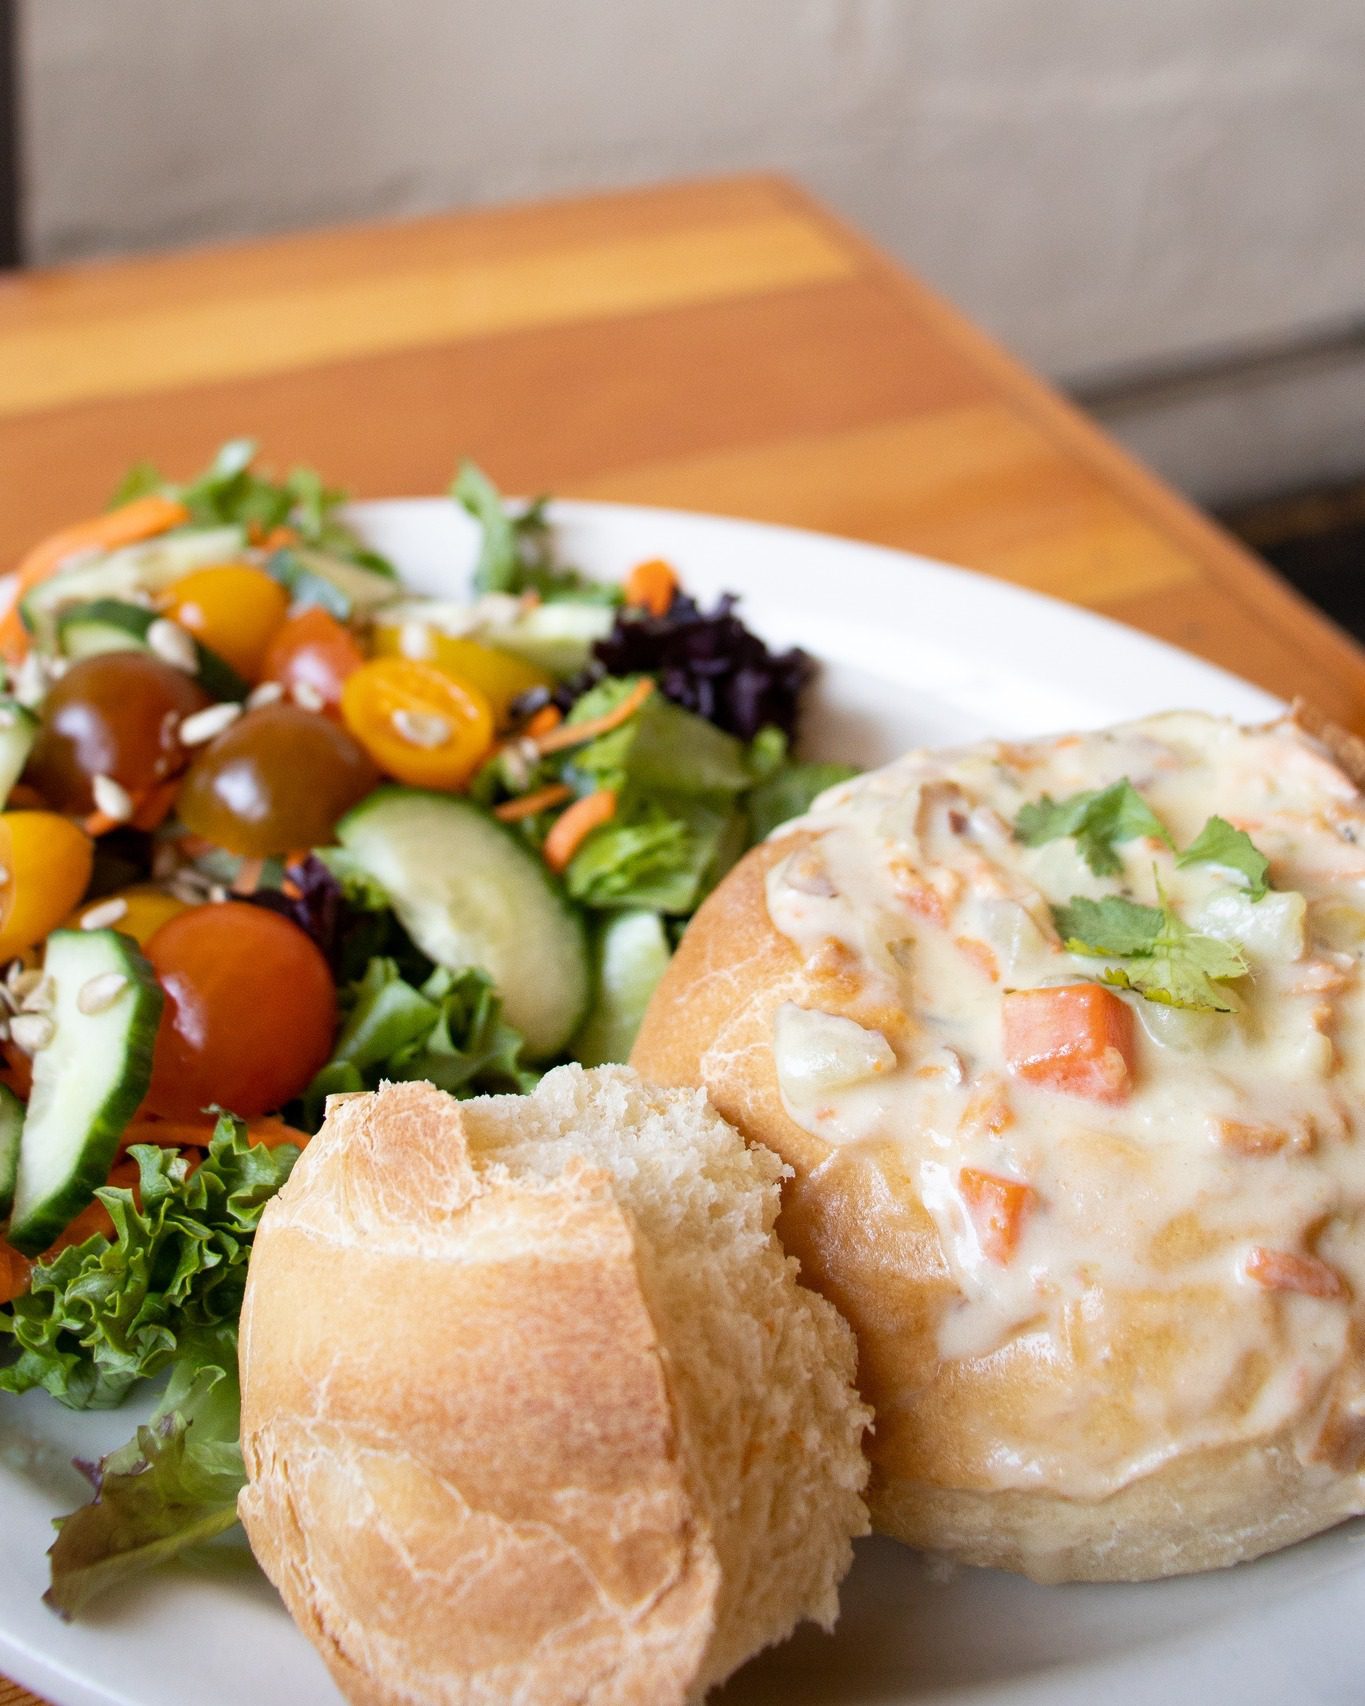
66;884;190;946
340;658;494;789
0;813;95;960
161;564;289;682
371;624;553;726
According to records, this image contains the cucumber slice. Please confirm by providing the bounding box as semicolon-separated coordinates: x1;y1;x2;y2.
21;525;247;650
379;596;614;678
485;601;615;677
0;1084;23;1221
57;599;247;700
0;700;38;809
266;547;398;618
5;930;164;1256
336;787;590;1059
573;910;672;1067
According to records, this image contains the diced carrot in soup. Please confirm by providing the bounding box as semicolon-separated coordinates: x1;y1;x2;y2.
1003;983;1135;1103
959;1167;1036;1264
1245;1246;1345;1300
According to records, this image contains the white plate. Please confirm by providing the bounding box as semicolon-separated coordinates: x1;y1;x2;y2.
4;501;1359;1706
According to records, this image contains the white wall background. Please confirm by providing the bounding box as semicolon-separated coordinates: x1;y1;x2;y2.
19;0;1365;504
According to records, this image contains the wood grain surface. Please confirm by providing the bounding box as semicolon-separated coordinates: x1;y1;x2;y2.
2;171;1364;1706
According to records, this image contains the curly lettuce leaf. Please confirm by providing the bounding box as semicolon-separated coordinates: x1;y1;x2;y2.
1015;779;1173;876
302;959;535;1125
0;1117;300;1410
46;1326;246;1620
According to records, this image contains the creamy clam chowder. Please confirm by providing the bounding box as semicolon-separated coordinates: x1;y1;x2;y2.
764;712;1365;1496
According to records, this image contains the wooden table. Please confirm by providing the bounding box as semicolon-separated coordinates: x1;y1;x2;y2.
1;172;1364;1706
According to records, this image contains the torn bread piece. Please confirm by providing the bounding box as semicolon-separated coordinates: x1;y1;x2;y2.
238;1067;870;1706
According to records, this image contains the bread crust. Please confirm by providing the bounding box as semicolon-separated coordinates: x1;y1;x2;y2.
631;833;1365;1581
239;1083;718;1706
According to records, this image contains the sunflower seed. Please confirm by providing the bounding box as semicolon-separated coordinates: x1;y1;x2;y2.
391;708;452;749
92;774;134;823
247;680;285;710
20;976;53;1013
77;971;129;1015
291;682;326;713
80;896;130;931
10;1013;54;1054
179;702;242;746
147;618;199;673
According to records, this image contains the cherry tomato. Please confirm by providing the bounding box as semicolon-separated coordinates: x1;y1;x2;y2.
340;658;493;789
25;652;209;816
177;702;377;857
370;623;553;726
0;813;94;959
161;564;289;682
142;903;336;1120
261;608;364;712
68;884;189;946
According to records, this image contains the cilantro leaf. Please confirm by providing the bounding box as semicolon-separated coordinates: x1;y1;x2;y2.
1054;893;1248;1012
45;1327;247;1620
1015;779;1173;876
1176;816;1271;900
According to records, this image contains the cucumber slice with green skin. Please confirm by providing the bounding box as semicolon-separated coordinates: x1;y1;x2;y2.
21;525;247;650
266;547;398;619
5;930;164;1256
56;600;247;701
573;910;672;1068
0;700;38;809
485;601;615;677
336;786;590;1060
0;1084;23;1221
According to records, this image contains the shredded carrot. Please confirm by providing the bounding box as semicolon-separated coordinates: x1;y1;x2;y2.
494;782;573;823
525;704;562;738
82;809;122;838
251;523;298;551
1245;1246;1345;1299
534;679;654;756
623;557;678;617
959;1167;1036;1264
0;494;190;663
280;877;304;901
543;789;617;873
230;855;266;897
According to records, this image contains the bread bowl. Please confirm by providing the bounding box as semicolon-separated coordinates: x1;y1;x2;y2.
237;1067;870;1704
633;708;1365;1581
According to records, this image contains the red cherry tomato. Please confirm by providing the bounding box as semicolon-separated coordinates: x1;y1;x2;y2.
261;607;365;712
143;902;336;1121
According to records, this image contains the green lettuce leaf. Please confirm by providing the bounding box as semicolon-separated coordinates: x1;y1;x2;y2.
567;679;753;797
110;439;391;572
454;462;615;603
1053;892;1248;1012
1015;778;1173;876
0;1117;300;1410
45;1325;247;1620
1175;815;1271;900
565;793;744;914
747;760;858;841
301;959;536;1125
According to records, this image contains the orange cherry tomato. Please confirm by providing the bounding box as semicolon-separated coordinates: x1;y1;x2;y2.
340;658;494;789
262;607;365;712
162;564;289;682
0;813;95;960
142;902;336;1121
